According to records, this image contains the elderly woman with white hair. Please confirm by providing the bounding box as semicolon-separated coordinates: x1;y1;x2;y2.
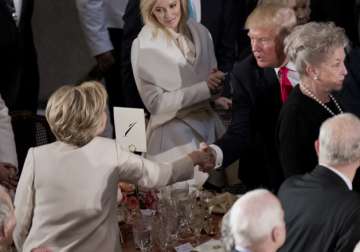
221;189;286;252
276;22;348;177
13;81;213;252
131;0;226;187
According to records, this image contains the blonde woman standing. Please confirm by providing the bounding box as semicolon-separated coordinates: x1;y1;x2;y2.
131;0;226;187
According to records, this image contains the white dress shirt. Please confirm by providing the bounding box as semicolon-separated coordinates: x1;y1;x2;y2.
76;0;128;56
274;61;300;87
13;0;22;25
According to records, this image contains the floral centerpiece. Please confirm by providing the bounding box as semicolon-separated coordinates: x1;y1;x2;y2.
117;182;158;223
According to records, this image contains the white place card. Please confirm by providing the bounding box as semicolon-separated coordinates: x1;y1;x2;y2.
174;242;194;252
114;107;147;153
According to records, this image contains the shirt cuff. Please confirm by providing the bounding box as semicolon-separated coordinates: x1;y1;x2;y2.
209;144;223;169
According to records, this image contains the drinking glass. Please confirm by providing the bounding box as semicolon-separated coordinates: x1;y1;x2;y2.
132;218;152;252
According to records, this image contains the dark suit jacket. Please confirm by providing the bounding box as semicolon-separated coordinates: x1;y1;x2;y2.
0;0;39;112
215;55;284;192
278;165;360;252
120;0;238;108
337;47;360;117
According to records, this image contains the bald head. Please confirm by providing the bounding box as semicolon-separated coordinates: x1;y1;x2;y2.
223;189;286;250
318;113;360;166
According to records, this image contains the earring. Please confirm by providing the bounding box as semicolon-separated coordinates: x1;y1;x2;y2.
313;76;319;80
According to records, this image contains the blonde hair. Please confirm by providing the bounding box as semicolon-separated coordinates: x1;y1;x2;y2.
245;4;296;37
45;81;107;147
284;22;348;75
140;0;190;38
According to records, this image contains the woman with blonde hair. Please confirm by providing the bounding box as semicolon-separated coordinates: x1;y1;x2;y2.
13;81;212;251
131;0;226;187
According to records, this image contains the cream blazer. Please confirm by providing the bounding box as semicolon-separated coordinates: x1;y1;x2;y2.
0;94;17;168
13;137;194;252
131;20;225;185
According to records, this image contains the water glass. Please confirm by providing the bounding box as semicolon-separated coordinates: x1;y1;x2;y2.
132;219;152;252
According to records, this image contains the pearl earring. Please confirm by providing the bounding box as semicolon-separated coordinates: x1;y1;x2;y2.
314;76;319;80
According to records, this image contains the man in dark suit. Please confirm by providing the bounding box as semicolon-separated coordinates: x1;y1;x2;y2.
0;0;39;113
222;189;286;252
206;4;297;192
120;0;238;109
278;113;360;252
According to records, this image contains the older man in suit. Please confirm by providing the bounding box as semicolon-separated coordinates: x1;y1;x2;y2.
0;94;17;190
278;113;360;252
206;4;297;192
0;0;39;113
222;189;286;252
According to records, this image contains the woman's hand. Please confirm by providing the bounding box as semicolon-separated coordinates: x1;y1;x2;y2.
214;97;232;110
207;68;225;94
0;164;17;190
188;147;215;173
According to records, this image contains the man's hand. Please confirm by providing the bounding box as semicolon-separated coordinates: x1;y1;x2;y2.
188;142;216;173
0;163;17;190
214;97;232;110
95;51;115;73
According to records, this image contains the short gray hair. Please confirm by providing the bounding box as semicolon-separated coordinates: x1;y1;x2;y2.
284;22;348;75
45;81;107;147
319;113;360;166
221;189;284;250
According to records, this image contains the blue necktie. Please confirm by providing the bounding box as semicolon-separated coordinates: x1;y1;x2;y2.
188;0;196;20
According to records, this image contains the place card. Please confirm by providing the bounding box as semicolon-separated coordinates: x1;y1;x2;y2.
114;107;147;153
175;242;194;252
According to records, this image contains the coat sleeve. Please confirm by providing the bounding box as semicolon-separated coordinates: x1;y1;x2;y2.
131;39;212;115
0;94;17;168
215;66;252;168
76;0;113;56
13;148;35;250
115;146;194;188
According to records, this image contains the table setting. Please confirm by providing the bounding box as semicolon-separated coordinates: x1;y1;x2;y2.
117;182;239;252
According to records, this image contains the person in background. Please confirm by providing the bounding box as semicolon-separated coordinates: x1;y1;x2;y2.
276;22;348;178
221;189;286;252
0;94;17;191
131;0;226;188
258;0;310;24
13;81;213;251
76;0;129;119
278;113;360;252
0;0;39;113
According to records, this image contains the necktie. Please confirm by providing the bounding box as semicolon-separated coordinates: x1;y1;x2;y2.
278;66;293;103
188;0;197;20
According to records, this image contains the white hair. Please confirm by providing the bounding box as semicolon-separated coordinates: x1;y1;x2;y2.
319;113;360;166
354;241;360;252
221;189;284;250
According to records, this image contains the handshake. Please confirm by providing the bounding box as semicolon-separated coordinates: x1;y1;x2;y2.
188;143;216;173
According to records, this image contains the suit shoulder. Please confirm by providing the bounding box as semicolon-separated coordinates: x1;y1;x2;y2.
233;55;257;75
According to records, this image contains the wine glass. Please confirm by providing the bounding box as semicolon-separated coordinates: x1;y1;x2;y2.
132;218;153;252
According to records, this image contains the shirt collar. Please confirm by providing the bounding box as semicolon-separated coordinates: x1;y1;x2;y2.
235;245;252;252
274;61;297;75
320;163;353;190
